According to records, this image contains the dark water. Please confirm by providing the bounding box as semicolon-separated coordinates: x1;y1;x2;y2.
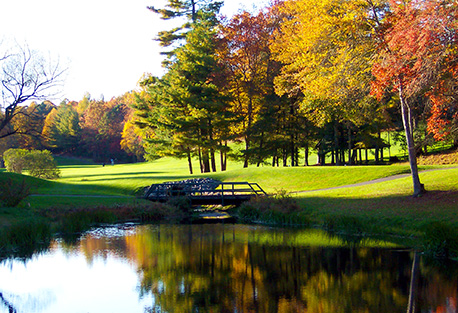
0;224;457;313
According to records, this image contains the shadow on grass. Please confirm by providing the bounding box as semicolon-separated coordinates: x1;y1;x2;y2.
61;171;164;179
34;175;195;196
296;190;458;235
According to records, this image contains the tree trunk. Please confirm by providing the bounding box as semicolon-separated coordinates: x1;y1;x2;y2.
283;148;287;166
348;124;353;165
243;95;254;168
201;149;211;173
257;132;264;167
358;148;362;165
334;123;341;165
187;150;193;175
198;146;203;172
290;134;295;167
220;141;227;171
210;149;217;172
399;82;425;197
304;146;309;166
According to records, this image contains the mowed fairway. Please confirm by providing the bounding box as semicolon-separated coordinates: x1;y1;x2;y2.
0;155;453;189
32;157;445;196
1;156;457;235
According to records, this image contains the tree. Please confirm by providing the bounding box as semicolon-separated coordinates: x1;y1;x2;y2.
148;0;223;63
167;7;232;173
370;0;458;196
136;6;232;174
270;0;387;166
219;9;278;167
3;148;60;179
9;101;55;149
0;42;65;139
42;101;81;154
120;119;145;162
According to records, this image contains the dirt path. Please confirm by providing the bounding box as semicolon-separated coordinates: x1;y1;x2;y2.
290;166;458;194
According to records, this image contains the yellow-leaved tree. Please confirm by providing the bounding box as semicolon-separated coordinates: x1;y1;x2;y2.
270;0;388;164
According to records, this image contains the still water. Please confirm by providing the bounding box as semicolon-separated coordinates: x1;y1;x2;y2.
0;224;457;313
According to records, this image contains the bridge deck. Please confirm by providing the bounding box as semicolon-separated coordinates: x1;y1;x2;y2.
144;182;267;206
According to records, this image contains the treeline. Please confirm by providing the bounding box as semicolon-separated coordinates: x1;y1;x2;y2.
2;0;457;196
0;93;144;164
131;0;457;181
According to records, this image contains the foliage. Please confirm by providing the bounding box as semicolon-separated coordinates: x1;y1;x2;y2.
0;177;31;207
323;214;377;236
148;0;223;63
3;148;60;179
136;7;233;174
24;150;61;179
423;221;458;260
3;148;29;173
236;191;308;225
0;218;51;259
120;119;145;162
42;102;81;153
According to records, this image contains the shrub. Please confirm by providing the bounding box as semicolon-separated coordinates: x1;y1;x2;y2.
0;219;52;259
423;221;458;260
0;178;31;207
25;150;61;179
3;149;60;179
3;148;29;173
237;191;309;226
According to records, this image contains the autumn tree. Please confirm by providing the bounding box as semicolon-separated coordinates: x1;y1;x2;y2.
370;0;458;196
219;8;284;167
42;101;81;154
120;119;145;162
271;0;388;165
0;42;65;140
78;95;130;162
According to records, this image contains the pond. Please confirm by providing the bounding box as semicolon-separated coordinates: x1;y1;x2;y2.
0;223;457;313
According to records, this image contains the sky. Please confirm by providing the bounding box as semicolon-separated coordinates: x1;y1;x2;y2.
0;0;268;102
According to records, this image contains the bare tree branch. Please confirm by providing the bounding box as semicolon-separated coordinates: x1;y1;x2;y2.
0;42;66;139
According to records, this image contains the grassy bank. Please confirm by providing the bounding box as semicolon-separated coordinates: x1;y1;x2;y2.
1;154;457;256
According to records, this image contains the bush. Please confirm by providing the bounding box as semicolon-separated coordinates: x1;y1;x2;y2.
237;190;309;226
3;149;60;179
423;221;458;260
25;150;61;179
3;148;29;173
0;178;31;207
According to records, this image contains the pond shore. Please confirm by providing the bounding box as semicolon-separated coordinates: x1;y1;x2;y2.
1;162;458;259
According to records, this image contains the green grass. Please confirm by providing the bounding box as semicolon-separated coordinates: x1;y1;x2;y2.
293;168;458;236
1;153;457;246
27;157;442;196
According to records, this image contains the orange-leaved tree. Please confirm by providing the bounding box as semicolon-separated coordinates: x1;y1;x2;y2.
371;0;458;196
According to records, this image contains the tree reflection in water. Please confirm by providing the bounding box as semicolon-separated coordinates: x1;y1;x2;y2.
74;224;458;313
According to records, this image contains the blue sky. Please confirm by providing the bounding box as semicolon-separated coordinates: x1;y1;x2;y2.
0;0;267;102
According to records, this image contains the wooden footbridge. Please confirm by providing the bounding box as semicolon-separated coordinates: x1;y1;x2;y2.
144;181;267;206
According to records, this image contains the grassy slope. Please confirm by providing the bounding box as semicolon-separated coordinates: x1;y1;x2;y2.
1;152;457;237
33;159;439;195
295;168;458;235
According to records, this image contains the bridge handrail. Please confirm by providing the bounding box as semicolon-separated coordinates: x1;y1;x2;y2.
145;181;267;199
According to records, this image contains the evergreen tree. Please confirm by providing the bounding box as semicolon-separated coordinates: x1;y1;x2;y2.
148;0;223;64
137;6;232;174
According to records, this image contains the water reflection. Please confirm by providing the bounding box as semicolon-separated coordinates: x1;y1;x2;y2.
1;224;458;313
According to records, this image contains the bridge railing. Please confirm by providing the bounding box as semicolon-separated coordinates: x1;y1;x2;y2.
145;182;267;203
